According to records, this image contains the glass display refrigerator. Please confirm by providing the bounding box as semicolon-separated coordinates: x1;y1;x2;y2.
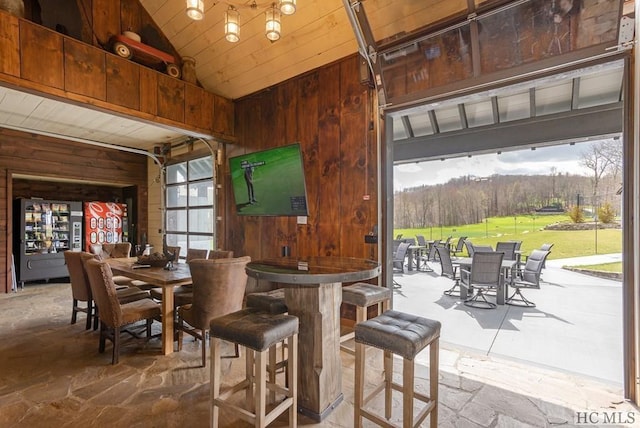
83;201;128;250
14;198;83;285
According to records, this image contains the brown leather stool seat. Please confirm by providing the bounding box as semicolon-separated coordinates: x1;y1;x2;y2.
354;310;441;428
340;282;391;354
209;308;298;427
245;288;287;314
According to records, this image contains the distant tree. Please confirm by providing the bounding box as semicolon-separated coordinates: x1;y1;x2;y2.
581;139;622;205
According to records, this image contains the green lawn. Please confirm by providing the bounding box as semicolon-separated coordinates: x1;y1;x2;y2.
395;214;622;260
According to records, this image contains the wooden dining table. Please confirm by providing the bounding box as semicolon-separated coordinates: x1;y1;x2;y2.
107;258;192;355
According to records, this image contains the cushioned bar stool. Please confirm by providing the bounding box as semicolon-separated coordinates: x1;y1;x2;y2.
354;310;440;428
210;308;298;428
245;288;289;403
246;288;288;315
340;282;392;355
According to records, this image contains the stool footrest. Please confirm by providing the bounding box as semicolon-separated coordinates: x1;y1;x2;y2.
360;379;435;428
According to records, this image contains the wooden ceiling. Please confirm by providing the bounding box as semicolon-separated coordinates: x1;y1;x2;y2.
138;0;486;100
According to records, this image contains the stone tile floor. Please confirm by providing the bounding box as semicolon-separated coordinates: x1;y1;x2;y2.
0;282;637;427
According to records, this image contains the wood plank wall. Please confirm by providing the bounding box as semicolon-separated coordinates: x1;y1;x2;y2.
229;54;378;317
0;128;148;293
0;10;234;140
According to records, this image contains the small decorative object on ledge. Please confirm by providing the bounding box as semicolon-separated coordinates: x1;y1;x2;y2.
0;0;24;17
182;57;197;84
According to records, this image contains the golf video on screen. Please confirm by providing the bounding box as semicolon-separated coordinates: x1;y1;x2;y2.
229;143;309;216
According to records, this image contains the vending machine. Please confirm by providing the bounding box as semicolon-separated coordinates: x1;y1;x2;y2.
83;201;128;250
14;198;83;284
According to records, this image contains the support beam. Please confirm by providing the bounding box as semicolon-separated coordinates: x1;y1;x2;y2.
394;102;623;163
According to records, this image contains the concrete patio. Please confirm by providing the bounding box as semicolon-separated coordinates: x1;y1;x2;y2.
393;253;624;385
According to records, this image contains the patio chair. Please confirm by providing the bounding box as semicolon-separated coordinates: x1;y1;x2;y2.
506;249;550;307
464;239;474;257
436;245;460;296
392;242;411;288
496;241;518;261
461;251;504;309
449;236;467;258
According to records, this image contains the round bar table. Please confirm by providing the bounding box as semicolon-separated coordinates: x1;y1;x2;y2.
246;256;381;422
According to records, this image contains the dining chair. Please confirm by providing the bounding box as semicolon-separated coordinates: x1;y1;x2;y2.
461;251;504;309
436;246;461;297
89;242;135;286
449;236;467;258
65;251;151;330
392;242;411;288
176;256;251;366
150;248;231;305
496;241;518;260
507;249;550;307
84;258;161;364
464;239;475;257
207;249;234;259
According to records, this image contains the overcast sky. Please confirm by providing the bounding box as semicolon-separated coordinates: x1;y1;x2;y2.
394;142;594;190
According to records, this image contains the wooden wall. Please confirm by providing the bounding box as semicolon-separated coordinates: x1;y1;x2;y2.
229;54;378;291
0;128;148;292
0;10;234;140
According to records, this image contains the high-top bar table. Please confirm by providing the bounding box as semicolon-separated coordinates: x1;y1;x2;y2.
246;256;381;422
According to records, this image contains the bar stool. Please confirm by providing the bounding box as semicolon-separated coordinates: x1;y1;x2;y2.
209;308;298;428
354;310;440;428
340;282;392;355
245;288;289;402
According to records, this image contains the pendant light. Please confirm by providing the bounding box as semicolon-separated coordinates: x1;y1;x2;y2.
265;4;281;41
279;0;296;15
225;6;240;42
186;0;204;20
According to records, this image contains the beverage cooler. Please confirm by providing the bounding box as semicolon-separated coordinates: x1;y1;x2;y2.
14;199;83;284
84;201;128;250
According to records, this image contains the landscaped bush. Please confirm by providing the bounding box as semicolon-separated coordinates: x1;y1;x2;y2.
598;202;616;223
567;205;585;223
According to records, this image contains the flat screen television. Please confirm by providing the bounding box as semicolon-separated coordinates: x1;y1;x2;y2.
229;143;309;216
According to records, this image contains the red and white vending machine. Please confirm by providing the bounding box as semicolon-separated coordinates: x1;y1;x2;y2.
84;202;128;249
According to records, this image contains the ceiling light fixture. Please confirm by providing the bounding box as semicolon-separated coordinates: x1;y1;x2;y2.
186;0;204;20
265;4;282;41
187;1;296;42
225;6;240;42
279;0;296;15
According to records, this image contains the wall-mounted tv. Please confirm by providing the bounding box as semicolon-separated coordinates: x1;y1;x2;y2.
229;143;309;216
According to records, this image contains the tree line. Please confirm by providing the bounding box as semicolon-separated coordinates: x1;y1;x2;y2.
394;140;622;229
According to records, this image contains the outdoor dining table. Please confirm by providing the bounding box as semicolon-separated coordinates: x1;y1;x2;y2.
453;257;517;305
107;258;192;355
245;256;381;422
407;244;427;271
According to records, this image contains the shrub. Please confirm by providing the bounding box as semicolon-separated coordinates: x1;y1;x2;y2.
598;202;616;223
567;205;585;223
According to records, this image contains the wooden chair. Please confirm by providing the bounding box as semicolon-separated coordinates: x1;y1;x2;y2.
65;251;150;330
177;256;251;366
207;249;234;259
84;258;161;364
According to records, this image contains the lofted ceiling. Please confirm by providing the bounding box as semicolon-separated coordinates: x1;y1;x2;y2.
0;0;634;154
139;0;478;100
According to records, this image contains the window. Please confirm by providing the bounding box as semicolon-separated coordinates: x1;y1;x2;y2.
165;155;215;259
